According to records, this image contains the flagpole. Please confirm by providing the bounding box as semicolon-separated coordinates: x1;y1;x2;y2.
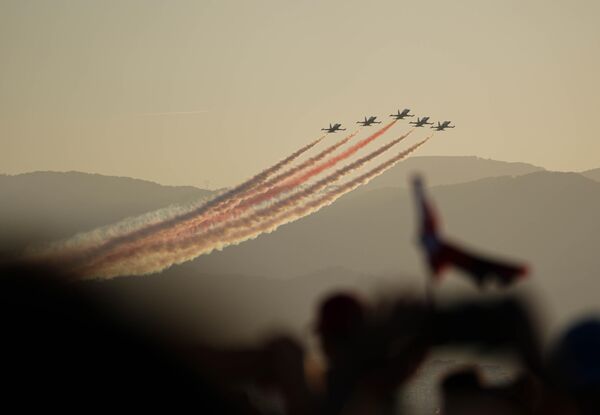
424;266;436;311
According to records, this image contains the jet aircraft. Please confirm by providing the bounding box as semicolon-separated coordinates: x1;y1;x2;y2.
431;121;455;131
356;116;381;126
409;117;434;127
321;123;346;133
412;175;528;288
390;109;414;119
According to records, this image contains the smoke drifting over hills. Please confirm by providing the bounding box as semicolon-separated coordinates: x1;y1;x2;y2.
26;123;428;278
1;158;599;343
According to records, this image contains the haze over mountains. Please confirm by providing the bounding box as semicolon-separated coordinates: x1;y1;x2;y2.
1;156;599;344
362;155;542;189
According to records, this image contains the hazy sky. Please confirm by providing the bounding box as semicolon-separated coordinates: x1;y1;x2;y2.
2;0;599;188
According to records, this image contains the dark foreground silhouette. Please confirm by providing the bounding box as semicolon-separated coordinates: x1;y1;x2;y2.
0;261;598;414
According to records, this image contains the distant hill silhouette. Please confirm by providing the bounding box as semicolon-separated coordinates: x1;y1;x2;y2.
582;167;600;182
87;171;600;341
0;157;542;252
0;171;213;253
186;171;600;334
1;159;598;344
360;156;542;190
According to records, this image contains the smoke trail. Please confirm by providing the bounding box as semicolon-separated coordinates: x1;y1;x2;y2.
72;125;389;272
235;120;397;209
247;129;360;195
81;131;411;275
27;194;215;260
37;134;326;264
178;127;410;237
83;131;417;278
166;129;361;239
90;136;429;279
148;123;391;250
235;136;433;241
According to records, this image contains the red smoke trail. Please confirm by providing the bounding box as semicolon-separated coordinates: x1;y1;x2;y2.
88;136;429;279
161;125;374;243
236;120;397;209
160;128;412;240
166;129;361;240
230;129;361;205
215;137;433;252
94;126;373;258
177;127;410;237
82;130;415;278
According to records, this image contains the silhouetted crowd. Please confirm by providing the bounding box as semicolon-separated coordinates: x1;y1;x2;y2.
0;261;598;414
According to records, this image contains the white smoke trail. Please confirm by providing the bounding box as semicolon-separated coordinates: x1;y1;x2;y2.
207;130;360;210
154;123;397;245
235;120;397;209
163;129;361;240
30;135;326;264
83;132;423;278
25;194;214;259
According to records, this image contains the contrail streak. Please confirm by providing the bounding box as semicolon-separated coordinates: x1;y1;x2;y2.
138;110;209;116
180;122;391;233
25;194;215;261
227;129;360;206
178;128;411;237
166;129;361;238
199;136;433;257
82;130;417;278
236;120;397;209
89;136;429;279
35;134;326;264
69;125;376;268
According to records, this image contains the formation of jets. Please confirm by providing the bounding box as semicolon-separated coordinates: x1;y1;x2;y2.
322;109;454;132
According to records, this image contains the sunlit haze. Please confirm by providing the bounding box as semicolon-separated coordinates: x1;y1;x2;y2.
2;0;599;188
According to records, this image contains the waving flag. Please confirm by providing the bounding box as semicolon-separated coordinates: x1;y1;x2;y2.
412;175;528;288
